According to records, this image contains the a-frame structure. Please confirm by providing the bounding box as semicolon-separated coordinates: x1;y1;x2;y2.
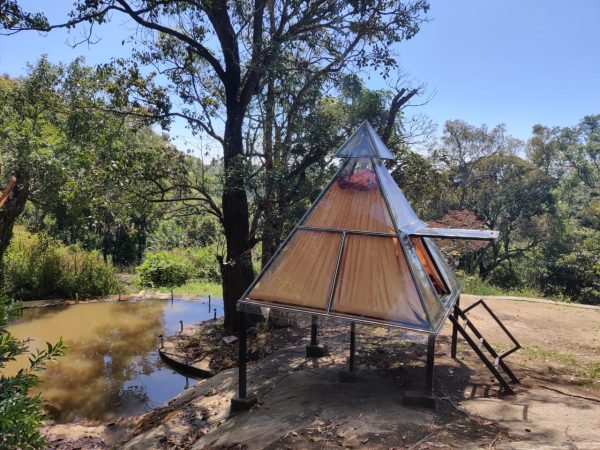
240;121;496;334
232;122;519;411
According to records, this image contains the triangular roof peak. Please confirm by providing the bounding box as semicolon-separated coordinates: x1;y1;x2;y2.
335;121;394;160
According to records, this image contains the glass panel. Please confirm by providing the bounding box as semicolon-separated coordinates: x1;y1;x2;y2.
365;122;394;159
335;124;379;158
335;122;394;159
374;160;426;234
411;237;448;296
247;230;341;310
303;158;395;233
411;227;498;240
424;237;462;303
400;236;446;329
331;235;429;329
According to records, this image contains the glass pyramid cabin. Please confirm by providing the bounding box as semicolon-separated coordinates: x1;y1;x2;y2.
238;122;498;335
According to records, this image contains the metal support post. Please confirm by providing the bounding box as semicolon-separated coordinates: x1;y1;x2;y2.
349;321;356;371
339;321;358;382
451;296;460;359
230;309;257;412
402;333;437;409
238;310;247;399
425;334;436;392
306;314;328;357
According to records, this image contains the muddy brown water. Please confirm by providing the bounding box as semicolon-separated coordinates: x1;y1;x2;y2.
5;297;223;423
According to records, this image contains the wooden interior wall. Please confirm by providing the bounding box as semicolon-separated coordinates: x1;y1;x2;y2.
248;230;341;310
304;183;395;233
331;235;428;327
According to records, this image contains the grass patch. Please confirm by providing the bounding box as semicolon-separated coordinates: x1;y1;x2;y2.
520;346;579;366
171;279;223;297
459;274;548;299
117;273;223;297
583;363;600;388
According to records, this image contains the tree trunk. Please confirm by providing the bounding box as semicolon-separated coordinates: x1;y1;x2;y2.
0;178;29;287
221;109;255;331
261;77;277;268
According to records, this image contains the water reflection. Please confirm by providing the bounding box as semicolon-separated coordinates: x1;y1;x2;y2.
4;298;223;423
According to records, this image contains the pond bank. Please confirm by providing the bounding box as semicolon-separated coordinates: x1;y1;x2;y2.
44;295;600;449
18;291;213;308
158;321;218;378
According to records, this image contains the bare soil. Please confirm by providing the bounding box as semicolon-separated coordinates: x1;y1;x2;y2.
44;295;600;449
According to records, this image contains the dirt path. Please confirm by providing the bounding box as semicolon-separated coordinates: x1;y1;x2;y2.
44;295;600;449
437;295;600;449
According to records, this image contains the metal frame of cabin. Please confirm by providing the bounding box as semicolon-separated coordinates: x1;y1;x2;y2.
231;122;519;412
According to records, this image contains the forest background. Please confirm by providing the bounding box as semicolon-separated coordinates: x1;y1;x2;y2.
0;1;598;326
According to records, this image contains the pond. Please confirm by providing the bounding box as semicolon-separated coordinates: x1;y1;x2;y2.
4;297;223;423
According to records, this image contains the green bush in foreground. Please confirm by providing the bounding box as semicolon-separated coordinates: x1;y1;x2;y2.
3;228;119;300
137;251;191;298
0;296;67;449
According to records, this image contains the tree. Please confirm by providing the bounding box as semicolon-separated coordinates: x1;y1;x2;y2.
1;0;431;330
431;120;522;210
0;60;64;267
0;58;182;273
527;115;600;304
428;121;556;282
251;74;434;267
428;210;488;266
557;115;600;194
526;124;563;178
464;155;556;279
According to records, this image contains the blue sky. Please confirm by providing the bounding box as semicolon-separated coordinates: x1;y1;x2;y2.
1;0;599;146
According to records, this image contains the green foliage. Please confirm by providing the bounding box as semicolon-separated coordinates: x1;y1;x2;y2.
586;363;600;386
175;247;222;283
3;227;119;299
524;116;600;304
531;227;600;304
0;57;186;270
148;216;220;252
0;296;67;450
137;252;191;290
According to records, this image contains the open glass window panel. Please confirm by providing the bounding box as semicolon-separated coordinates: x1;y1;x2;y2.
421;237;462;304
246;230;341;311
410;236;449;297
330;234;432;331
302;158;395;234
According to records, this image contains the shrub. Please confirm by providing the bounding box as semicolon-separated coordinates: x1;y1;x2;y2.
3;228;119;300
176;247;221;283
137;251;191;295
142;246;222;284
0;296;67;449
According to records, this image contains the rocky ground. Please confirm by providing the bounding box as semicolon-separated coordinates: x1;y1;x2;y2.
44;295;600;449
